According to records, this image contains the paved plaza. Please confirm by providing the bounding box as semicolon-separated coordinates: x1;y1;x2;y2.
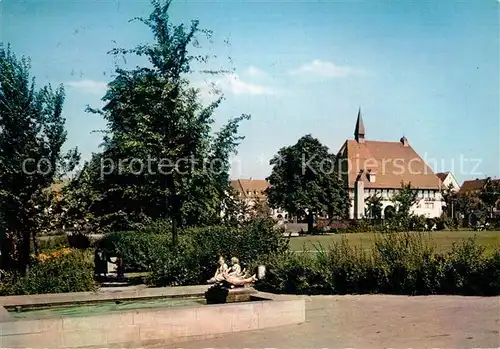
162;294;500;349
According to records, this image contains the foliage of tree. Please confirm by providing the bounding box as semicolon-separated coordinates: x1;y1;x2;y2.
66;0;249;244
391;182;418;218
57;153;109;233
365;195;383;219
441;183;457;218
218;187;252;227
0;46;78;273
454;192;484;224
479;178;500;218
266;134;350;232
251;198;272;220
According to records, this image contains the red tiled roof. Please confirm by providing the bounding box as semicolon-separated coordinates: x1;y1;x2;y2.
340;139;441;190
460;178;500;193
436;172;449;182
230;179;269;199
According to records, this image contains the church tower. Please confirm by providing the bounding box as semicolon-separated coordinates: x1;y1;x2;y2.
354;108;365;143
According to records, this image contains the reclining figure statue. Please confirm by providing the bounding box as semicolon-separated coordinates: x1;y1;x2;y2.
207;256;258;286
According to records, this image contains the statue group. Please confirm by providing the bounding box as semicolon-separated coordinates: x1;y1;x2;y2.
207;256;258;286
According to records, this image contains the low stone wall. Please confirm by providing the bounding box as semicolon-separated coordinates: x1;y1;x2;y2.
0;290;305;348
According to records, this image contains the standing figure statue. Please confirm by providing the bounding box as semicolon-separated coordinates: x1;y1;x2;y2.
207;256;229;284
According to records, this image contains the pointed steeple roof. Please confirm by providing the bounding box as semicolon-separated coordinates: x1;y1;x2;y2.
354;107;365;142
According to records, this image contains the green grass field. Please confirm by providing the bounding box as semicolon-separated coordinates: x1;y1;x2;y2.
288;230;500;254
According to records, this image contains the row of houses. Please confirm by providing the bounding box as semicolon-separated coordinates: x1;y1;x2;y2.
231;110;497;221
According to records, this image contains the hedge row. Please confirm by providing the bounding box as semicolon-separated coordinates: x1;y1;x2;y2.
256;233;500;296
0;249;97;296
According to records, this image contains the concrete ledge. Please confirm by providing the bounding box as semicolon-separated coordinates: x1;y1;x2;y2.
0;285;209;309
0;290;305;348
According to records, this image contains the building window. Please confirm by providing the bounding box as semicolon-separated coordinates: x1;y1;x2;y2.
425;202;434;209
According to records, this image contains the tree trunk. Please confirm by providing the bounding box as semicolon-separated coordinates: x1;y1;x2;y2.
19;231;31;276
32;232;39;256
171;194;181;247
171;216;178;247
0;231;12;271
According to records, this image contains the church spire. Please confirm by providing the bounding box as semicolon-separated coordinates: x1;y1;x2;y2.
354;107;365;143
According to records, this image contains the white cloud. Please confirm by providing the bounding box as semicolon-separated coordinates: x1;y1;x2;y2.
66;80;107;94
290;60;361;78
244;66;268;78
225;74;274;95
196;73;275;98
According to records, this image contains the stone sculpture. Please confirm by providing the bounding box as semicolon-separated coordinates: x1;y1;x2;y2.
207;256;229;284
207;256;258;287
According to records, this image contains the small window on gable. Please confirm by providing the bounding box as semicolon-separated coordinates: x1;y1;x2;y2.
368;172;376;183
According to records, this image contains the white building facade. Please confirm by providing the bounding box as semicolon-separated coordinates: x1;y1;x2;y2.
230;179;287;221
338;109;444;220
437;172;460;192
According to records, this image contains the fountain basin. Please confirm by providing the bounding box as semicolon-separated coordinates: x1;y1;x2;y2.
0;286;305;348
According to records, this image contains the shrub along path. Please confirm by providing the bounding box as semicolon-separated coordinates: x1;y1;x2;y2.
289;230;500;254
157;294;500;349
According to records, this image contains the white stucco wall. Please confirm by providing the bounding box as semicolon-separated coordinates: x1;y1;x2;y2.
348;188;444;219
442;174;460;192
224;197;287;221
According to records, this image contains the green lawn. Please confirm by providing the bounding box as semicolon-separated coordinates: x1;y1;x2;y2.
288;230;500;255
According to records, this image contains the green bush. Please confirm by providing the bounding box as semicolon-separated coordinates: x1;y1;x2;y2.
67;233;91;249
96;230;171;271
36;235;69;252
410;215;427;231
145;242;199;286
258;233;500;296
440;238;487;295
134;219;172;235
0;249;96;296
482;250;500;294
257;250;327;294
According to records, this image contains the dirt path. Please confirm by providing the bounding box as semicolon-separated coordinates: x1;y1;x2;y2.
164;295;500;349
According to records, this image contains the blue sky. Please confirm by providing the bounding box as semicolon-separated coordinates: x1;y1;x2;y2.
2;0;499;183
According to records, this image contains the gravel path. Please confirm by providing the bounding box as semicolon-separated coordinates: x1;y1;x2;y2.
164;295;500;349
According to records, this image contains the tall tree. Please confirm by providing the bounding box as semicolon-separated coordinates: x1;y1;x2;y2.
251;198;271;220
84;0;249;244
391;182;418;218
454;191;483;223
441;183;457;218
266;134;350;232
479;178;500;219
0;46;78;273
